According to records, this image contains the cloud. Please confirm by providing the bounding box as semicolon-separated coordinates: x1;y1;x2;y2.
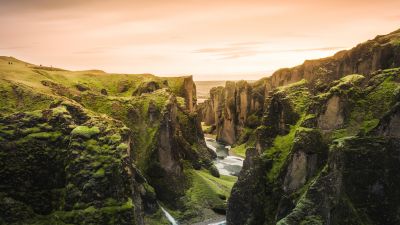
73;46;116;54
0;46;29;50
193;44;345;60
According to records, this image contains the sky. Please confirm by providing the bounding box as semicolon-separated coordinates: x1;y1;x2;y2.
0;0;399;80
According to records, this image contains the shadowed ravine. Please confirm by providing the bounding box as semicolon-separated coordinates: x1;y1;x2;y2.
1;28;400;225
205;137;244;177
161;137;243;225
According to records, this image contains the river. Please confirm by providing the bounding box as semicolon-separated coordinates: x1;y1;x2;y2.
204;137;244;176
161;136;244;225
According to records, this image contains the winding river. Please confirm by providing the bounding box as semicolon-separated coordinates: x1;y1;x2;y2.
162;136;244;225
204;137;244;176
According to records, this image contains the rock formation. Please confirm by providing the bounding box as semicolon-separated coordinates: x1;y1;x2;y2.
199;28;400;146
198;28;400;225
0;59;219;225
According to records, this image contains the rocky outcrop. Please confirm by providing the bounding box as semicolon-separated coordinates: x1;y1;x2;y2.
277;134;400;225
373;102;400;137
200;29;400;146
183;76;197;112
0;102;154;225
145;95;215;205
223;29;400;225
269;29;400;89
132;81;161;96
317;95;345;131
0;60;218;224
198;80;265;145
282;129;326;194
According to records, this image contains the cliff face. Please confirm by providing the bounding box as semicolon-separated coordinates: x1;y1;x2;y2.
199;80;265;145
198;29;400;225
199;29;400;146
0;102;152;225
0;59;216;224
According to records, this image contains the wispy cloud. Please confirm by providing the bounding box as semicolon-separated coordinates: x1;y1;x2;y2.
0;46;29;50
194;45;345;60
73;46;116;54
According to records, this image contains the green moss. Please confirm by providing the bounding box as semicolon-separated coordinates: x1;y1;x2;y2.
299;216;323;225
94;168;105;177
23;198;135;225
201;122;213;133
264;123;298;182
246;114;261;128
347;72;399;135
339;74;365;84
0;127;15;137
27;131;62;141
71;126;100;138
171;169;237;222
116;143;128;151
360;119;380;133
390;38;400;47
21;127;42;135
52;106;68;115
109;134;121;143
277;79;312;114
331;129;349;140
231;144;246;158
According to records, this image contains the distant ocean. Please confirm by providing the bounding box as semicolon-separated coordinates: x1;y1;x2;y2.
195;81;226;103
195;80;256;103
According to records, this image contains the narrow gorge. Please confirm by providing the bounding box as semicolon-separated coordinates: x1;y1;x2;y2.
1;27;400;225
0;59;237;225
198;28;400;225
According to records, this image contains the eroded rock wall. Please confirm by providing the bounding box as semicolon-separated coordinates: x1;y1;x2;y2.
200;29;400;146
224;29;400;225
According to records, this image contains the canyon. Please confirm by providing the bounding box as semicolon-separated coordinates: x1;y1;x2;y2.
198;28;400;225
0;59;235;225
0;28;400;225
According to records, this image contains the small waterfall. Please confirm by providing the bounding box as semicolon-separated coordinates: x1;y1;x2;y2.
209;221;226;225
160;205;178;225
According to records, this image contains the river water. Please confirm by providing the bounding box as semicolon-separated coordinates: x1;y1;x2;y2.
204;137;244;177
161;137;244;225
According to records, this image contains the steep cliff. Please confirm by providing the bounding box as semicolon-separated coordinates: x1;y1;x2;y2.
199;28;400;147
198;29;400;225
0;57;219;224
198;79;265;145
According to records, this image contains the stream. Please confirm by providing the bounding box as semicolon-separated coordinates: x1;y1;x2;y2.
204;137;244;177
161;136;244;225
160;205;179;225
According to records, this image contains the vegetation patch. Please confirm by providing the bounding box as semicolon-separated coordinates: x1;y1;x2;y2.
230;144;246;158
71;126;100;138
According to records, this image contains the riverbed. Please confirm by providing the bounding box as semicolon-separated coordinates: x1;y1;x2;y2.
162;136;243;225
205;137;244;177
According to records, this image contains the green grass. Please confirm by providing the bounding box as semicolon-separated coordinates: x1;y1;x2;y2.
230;144;246;158
171;169;237;221
186;169;235;204
277;79;312;115
347;71;399;135
264;123;298;182
0;56;191;101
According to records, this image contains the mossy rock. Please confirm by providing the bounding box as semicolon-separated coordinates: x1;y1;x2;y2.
71;126;100;138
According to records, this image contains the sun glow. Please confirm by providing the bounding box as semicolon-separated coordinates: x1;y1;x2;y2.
0;0;399;80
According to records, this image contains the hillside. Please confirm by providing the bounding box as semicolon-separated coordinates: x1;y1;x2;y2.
0;57;233;225
199;28;400;225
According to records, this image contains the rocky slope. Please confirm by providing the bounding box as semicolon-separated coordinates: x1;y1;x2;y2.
0;57;229;224
199;28;400;146
199;29;400;225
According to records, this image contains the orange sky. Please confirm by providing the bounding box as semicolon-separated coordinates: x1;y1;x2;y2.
1;0;399;80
